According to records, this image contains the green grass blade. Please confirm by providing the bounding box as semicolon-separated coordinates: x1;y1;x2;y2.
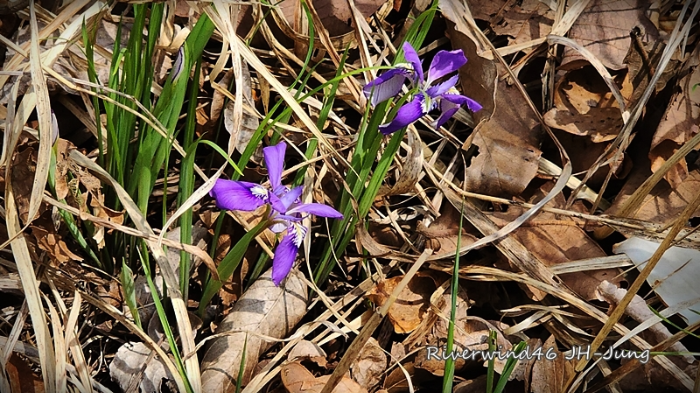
198;218;270;315
120;260;142;330
138;246;193;393
494;341;527;393
442;199;465;392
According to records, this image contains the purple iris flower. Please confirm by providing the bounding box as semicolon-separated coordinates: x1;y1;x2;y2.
209;142;343;285
363;42;482;135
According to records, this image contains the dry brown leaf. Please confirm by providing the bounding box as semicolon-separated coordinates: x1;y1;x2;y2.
489;184;623;301
31;225;83;266
276;0;384;38
468;0;555;46
606;163;700;226
377;129;423;197
11;146;44;224
281;362;368;393
417;316;512;376
201;268;308;391
529;335;575;393
619;355;697;392
543;67;631;143
6;353;44;393
109;342;174;393
623;36;680;107
649;45;700;189
350;337;387;389
382;361;418;393
288;340;328;368
453;376;487;393
88;191;125;249
562;0;659;70
418;203;478;257
441;0;543;197
367;272;440;334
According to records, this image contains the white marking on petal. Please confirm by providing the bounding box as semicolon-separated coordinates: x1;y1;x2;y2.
421;95;434;113
251;185;269;200
290;223;307;248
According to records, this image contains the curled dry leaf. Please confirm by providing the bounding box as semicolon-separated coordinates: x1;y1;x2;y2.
281;362;368;393
441;0;542;197
31;224;83;266
367;272;440;334
88;191;124;249
288;340;328;368
350;337;387;389
562;0;659;70
377;128;423;197
649;45;700;189
529;336;575;393
11;146;44;224
201;268;308;390
543;67;631;143
223;62;262;160
109;342;174;393
489;184;623;301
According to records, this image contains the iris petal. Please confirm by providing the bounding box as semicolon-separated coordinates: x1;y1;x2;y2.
431;93;482;129
271;234;298;285
263;142;286;192
426;74;459;98
402;41;423;83
288;203;343;218
210;179;268;211
426;50;467;86
363;68;411;107
271;226;307;286
379;93;426;135
279;186;304;211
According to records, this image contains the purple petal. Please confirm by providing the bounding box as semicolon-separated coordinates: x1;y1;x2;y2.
426;50;467;86
263;142;286;192
271;226;307;286
270;222;288;233
270;186;303;213
431;93;482;129
210;179;268;211
50;110;59;145
275;214;304;222
288;203;344;219
379;93;426;135
402;41;423;83
363;68;411;107
426;74;459;98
